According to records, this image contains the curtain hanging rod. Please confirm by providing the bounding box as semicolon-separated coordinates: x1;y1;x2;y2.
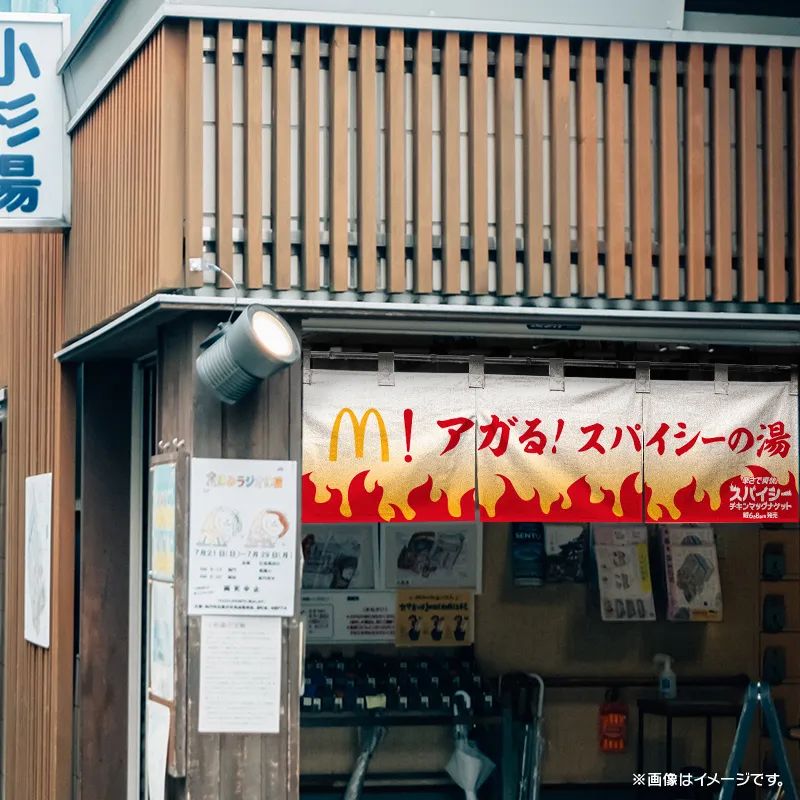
307;350;795;373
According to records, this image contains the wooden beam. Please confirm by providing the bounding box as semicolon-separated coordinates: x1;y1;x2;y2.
764;47;787;303
272;24;292;290
385;30;406;293
495;35;516;296
792;50;800;303
522;37;544;297
737;47;758;302
358;29;378;292
413;30;433;294
550;38;571;298
244;22;264;289
631;42;653;300
685;43;706;301
604;41;625;298
711;45;732;301
577;39;598;298
329;26;350;292
301;26;320;290
441;32;461;295
468;33;488;295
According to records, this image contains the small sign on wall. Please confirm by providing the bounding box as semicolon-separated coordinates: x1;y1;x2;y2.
24;472;52;648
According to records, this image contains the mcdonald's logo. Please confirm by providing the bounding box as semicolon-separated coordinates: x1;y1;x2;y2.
329;408;390;462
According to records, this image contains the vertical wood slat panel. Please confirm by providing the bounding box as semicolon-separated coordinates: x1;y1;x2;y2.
272;24;292;290
522;37;544;297
358;28;378;292
413;30;433;294
631;42;653;300
737;47;759;302
712;45;733;301
495;35;516;296
764;48;787;303
329;27;350;292
244;23;264;289
214;22;233;288
792;51;800;302
604;41;626;298
685;44;706;301
302;26;321;290
468;33;488;295
550;38;571;298
385;30;406;293
577;39;598;297
185;21;204;287
441;32;461;294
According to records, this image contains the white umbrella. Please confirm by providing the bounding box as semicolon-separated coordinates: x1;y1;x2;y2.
446;691;495;800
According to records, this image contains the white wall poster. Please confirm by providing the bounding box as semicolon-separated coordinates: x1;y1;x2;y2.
0;15;69;225
150;462;176;581
301;524;379;590
198;615;283;734
148;581;175;702
189;458;298;616
24;472;52;648
302;591;396;643
381;522;482;590
146;699;170;800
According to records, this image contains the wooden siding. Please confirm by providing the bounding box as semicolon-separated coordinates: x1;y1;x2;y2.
189;26;800;305
0;233;76;800
65;24;187;341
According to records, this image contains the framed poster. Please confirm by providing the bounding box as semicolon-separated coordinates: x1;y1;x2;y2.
148;580;175;701
24;472;52;648
301;524;379;590
150;462;176;581
380;522;482;591
302;591;396;643
188;458;298;616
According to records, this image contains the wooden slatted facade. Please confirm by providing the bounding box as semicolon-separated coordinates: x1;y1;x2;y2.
0;233;75;800
183;25;800;306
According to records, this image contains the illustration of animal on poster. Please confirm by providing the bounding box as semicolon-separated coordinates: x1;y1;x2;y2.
188;458;297;616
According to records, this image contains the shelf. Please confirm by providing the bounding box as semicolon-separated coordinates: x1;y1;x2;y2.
301;710;501;728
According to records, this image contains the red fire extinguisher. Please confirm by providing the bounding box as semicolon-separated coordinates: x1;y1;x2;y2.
599;689;628;753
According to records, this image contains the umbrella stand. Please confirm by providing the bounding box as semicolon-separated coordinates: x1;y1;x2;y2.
446;690;496;800
343;725;387;800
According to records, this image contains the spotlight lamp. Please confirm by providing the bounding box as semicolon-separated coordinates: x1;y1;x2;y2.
196;304;301;404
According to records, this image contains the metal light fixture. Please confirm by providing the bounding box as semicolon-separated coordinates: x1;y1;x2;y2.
196;304;300;404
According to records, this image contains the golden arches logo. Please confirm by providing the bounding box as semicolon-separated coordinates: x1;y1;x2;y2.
329;408;390;462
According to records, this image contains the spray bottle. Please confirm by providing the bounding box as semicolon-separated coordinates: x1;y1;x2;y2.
653;654;677;700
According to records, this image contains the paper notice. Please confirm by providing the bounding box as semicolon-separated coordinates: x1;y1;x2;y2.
199;615;283;733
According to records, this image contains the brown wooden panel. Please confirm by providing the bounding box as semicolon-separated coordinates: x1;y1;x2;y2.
737;47;759;303
185;20;204;288
792;51;800;303
441;32;461;294
215;22;233;288
604;41;625;298
577;40;598;298
631;42;653;300
272;24;292;290
385;30;406;293
302;26;321;290
495;35;516;296
358;28;378;292
685;45;706;301
245;23;264;289
764;48;787;303
550;38;571;298
522;36;544;297
468;33;488;295
660;46;685;299
329;27;350;292
711;45;733;301
79;363;132;800
413;30;433;294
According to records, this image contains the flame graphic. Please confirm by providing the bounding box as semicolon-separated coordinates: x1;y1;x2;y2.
302;471;476;523
480;471;643;522
646;466;798;523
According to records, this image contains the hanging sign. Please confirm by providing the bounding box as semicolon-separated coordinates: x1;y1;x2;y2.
302;370;477;523
477;375;643;522
188;458;298;616
0;15;69;225
643;381;798;523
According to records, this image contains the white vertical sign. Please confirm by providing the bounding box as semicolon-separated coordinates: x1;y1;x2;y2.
24;472;52;648
0;14;69;225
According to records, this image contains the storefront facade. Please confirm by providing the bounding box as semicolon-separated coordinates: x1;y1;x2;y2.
2;1;800;798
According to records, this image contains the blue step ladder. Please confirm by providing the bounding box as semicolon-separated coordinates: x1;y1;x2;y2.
720;682;798;800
